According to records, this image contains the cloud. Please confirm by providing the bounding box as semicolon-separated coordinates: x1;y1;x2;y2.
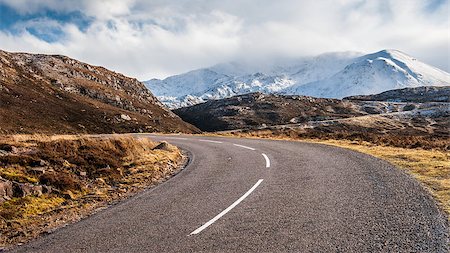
0;0;448;79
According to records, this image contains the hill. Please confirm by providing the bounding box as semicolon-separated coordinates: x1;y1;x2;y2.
0;50;199;134
173;92;369;131
344;86;450;103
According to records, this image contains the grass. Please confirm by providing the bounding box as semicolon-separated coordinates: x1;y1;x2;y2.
0;134;183;248
0;166;39;184
0;195;65;220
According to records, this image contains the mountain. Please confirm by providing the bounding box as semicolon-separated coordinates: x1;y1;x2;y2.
145;50;450;108
284;50;450;98
0;50;199;134
344;86;450;103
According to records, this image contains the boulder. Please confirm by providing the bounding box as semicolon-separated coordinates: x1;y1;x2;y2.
12;182;32;197
32;185;43;197
152;141;171;151
0;179;13;203
120;114;131;121
39;159;49;166
12;182;43;197
0;144;13;152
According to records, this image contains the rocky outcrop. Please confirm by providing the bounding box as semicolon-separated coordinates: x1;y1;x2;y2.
12;182;45;198
152;141;171;151
0;50;199;134
0;178;51;203
0;178;13;202
0;178;53;203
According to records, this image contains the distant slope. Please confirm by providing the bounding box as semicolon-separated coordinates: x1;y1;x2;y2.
145;50;450;108
173;92;367;132
173;90;448;132
344;86;450;103
284;50;450;98
0;50;199;134
145;52;360;108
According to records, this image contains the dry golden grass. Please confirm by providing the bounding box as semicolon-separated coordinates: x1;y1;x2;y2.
0;134;82;146
0;134;183;248
0;195;65;220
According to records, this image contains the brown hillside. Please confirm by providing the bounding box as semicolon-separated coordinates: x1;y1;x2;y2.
173;92;367;131
0;50;199;134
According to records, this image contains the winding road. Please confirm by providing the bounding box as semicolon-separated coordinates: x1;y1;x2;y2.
12;135;449;252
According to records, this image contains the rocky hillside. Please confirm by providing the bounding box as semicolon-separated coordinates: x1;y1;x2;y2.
345;86;450;103
173;93;368;131
173;92;446;132
0;50;199;134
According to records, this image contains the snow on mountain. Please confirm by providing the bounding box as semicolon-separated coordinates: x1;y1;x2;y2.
144;49;450;108
284;49;450;98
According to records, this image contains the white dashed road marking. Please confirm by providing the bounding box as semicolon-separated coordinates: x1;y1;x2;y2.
190;179;264;235
262;153;270;168
198;139;223;144
233;144;256;151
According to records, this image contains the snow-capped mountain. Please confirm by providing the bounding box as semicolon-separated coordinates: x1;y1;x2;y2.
284;50;450;98
145;50;450;108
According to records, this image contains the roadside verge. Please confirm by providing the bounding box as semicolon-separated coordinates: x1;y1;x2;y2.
0;134;188;249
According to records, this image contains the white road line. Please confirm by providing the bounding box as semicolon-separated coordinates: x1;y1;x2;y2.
233;144;256;151
198;139;223;144
164;137;188;140
190;179;264;235
262;153;271;168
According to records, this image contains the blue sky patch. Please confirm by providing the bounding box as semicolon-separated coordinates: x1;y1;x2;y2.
0;3;93;41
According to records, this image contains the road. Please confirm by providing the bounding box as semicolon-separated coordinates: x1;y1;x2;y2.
12;135;449;252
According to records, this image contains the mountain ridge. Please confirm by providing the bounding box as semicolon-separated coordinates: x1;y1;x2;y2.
0;50;199;134
145;49;450;108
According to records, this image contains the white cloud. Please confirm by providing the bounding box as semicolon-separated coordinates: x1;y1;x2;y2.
0;0;448;79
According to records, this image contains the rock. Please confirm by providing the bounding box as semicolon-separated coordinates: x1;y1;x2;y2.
29;167;46;174
11;182;43;197
39;159;49;166
120;114;131;121
12;182;32;197
0;179;13;203
152;141;171;151
0;144;13;152
32;185;43;197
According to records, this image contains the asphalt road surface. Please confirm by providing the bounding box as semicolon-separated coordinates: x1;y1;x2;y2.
12;135;449;252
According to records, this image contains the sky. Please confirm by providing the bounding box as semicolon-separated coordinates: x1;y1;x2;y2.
0;0;449;80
